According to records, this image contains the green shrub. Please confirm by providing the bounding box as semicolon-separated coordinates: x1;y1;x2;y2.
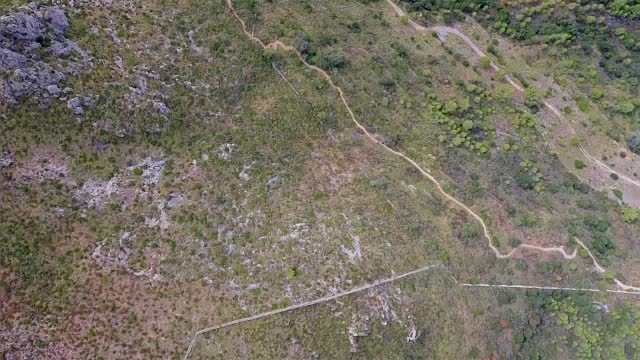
516;174;536;190
570;136;581;146
524;87;542;107
589;87;604;100
510;238;522;247
613;189;623;199
479;56;491;68
621;207;640;223
574;160;586;169
462;221;480;243
497;291;516;305
617;100;635;114
628;133;640;154
287;267;298;278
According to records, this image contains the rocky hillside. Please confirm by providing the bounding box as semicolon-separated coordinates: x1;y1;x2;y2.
2;1;640;359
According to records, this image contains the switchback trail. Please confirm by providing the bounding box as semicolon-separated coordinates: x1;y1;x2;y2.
386;0;640;191
183;2;640;358
226;0;639;289
386;0;639;292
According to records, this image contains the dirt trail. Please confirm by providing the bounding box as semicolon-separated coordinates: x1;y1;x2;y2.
227;0;577;262
460;283;640;295
386;0;640;292
229;0;637;289
183;3;640;356
387;0;640;191
183;263;442;359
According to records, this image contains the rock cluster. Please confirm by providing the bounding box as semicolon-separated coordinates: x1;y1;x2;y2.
0;3;92;104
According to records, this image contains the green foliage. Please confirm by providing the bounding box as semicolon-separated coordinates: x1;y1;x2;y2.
513;112;536;131
66;13;92;40
479;56;491;68
616;100;635;114
295;32;348;71
516;160;544;191
443;100;458;114
588;87;604;100
462;221;480;243
613;189;623;199
574;160;586;169
467;346;480;358
583;215;616;257
494;83;514;101
432;81;495;156
510;237;522;247
628;133;640;155
547;296;640;360
516;173;536;190
496;291;516;305
404;0;640;81
584;216;610;233
570;136;581;146
0;221;75;309
621;207;640;223
524;87;542;108
287;267;299;278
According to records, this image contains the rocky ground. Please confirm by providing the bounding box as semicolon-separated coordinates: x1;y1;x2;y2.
1;3;93;109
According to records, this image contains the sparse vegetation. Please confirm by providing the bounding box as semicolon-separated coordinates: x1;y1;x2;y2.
2;0;640;358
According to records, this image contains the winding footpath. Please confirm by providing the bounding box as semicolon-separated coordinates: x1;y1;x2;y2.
183;2;640;358
386;0;640;190
386;0;640;292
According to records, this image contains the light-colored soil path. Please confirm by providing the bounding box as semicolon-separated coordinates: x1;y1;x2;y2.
460;283;640;295
228;0;637;289
183;263;442;359
385;0;639;292
183;2;640;358
386;0;640;192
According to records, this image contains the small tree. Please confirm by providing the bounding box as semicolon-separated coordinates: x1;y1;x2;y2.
495;84;514;101
524;87;542;108
621;207;640;223
617;101;635;114
589;87;604;100
479;56;491;68
443;100;458;114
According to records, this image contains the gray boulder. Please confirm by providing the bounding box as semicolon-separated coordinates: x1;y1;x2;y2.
0;153;13;168
67;94;96;115
0;5;92;105
0;48;27;71
46;84;60;96
67;96;84;114
44;8;69;35
3;63;65;102
0;13;45;41
153;101;171;115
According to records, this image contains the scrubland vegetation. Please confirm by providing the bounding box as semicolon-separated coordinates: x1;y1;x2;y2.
1;0;640;358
